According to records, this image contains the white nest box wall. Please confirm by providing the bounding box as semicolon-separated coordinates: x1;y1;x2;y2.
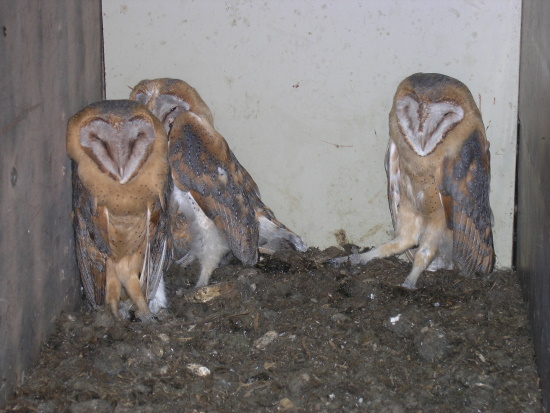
103;0;521;268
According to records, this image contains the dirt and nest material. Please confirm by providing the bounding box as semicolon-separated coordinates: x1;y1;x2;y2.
2;247;542;412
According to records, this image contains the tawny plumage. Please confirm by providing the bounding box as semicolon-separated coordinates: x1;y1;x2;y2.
329;73;494;289
130;78;307;287
67;100;170;320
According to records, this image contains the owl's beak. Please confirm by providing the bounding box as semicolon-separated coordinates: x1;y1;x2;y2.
420;134;428;151
119;167;129;184
113;147;131;184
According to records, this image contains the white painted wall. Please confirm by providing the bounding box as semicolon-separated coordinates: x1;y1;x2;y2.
103;0;521;268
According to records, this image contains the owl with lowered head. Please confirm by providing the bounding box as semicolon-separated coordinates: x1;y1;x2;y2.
130;78;307;288
330;73;494;289
67;100;170;321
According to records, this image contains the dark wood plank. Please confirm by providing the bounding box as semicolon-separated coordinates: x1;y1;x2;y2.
518;1;550;409
0;0;103;406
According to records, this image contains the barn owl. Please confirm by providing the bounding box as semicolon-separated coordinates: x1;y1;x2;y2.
130;78;307;287
329;73;494;289
67;100;170;320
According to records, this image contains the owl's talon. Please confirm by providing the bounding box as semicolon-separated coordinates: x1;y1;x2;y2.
118;301;131;320
326;254;364;267
400;280;417;290
324;257;347;268
135;311;156;323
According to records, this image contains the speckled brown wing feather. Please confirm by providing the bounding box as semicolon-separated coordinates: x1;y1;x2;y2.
169;111;259;265
440;130;495;275
71;162;109;308
142;177;170;300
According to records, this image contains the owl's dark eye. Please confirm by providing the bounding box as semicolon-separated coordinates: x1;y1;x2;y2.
166;108;178;130
162;106;179;127
164;106;177;120
89;133;109;154
128;139;136;154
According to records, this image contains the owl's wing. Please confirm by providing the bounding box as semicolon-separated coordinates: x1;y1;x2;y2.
385;140;415;262
439;130;495;275
71;162;110;308
169;111;259;265
141;177;171;300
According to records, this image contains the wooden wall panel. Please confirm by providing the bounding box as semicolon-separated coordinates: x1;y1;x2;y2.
0;1;103;406
517;0;550;410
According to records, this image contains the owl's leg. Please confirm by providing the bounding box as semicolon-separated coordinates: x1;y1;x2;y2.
361;236;417;263
327;235;417;267
402;245;438;289
401;220;446;289
195;258;221;288
121;274;152;321
115;255;153;322
192;216;230;288
105;260;122;319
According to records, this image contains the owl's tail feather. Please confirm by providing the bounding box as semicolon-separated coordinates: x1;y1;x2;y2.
257;213;307;255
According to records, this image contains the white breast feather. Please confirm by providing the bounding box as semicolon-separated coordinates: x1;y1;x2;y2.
171;185;229;265
388;141;400;220
217;167;228;185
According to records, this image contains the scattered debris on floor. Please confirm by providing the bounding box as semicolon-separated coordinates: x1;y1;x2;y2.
2;247;541;412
